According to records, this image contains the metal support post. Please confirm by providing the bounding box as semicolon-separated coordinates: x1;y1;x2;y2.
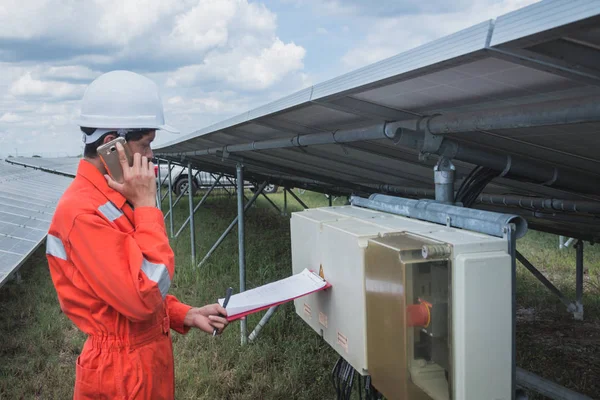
175;174;224;238
261;192;281;214
559;236;565;250
167;160;174;237
188;163;196;264
248;306;279;342
286;188;308;209
516;251;575;311
163;169;201;221
575;240;584;320
237;164;247;346
506;224;517;400
328;194;333;207
283;187;288;216
196;181;268;268
160;164;178;203
434;157;455;204
157;159;162;210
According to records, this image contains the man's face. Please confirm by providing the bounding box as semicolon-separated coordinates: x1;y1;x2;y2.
128;130;156;159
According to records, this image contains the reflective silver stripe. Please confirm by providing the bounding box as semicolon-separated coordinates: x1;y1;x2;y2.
46;234;67;260
98;201;123;222
141;259;171;299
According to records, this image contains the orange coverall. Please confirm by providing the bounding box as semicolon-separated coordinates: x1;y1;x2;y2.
45;159;192;399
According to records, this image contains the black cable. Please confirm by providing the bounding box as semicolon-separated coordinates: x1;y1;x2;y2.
332;357;342;399
358;373;363;400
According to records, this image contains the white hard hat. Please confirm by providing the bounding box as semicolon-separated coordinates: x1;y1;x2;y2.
75;70;178;134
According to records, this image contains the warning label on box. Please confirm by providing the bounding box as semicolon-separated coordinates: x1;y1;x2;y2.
303;303;312;319
337;331;348;353
319;312;328;328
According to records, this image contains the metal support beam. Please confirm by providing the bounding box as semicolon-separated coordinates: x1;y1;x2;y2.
159;164;179;203
286;188;308;210
187;163;196;264
575;240;584;321
261;192;281;214
197;181;269;268
328;194;333;207
248;306;279;342
516;367;593;400
516;251;578;314
167;160;174;237
157;159;162;211
163;169;201;221
175;174;224;238
506;224;517;400
283;187;288;216
237;164;247;346
434;157;455;204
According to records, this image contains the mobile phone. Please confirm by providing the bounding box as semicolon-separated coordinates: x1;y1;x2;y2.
97;137;133;184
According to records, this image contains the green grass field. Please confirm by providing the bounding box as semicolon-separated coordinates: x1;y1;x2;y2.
1;189;598;399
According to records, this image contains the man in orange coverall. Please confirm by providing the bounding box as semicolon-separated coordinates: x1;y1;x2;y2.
45;70;229;399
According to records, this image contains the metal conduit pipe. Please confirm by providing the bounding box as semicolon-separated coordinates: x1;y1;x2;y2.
394;95;600;134
351;194;528;239
389;127;600;196
477;194;600;214
365;185;600;214
180;123;396;156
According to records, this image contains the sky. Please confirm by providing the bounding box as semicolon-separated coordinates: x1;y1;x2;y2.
0;0;539;158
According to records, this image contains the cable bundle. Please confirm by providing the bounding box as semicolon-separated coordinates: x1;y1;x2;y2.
455;166;498;208
331;357;384;400
332;357;356;400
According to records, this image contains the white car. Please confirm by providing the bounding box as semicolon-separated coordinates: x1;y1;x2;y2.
155;164;278;196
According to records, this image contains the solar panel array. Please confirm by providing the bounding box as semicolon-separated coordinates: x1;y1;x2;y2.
0;160;73;287
154;1;600;242
5;157;80;177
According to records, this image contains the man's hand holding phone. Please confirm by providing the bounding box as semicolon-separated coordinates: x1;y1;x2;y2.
105;141;157;208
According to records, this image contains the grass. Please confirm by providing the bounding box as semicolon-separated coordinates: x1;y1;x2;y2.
0;189;598;399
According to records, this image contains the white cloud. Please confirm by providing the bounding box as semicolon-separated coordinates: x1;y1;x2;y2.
42;66;101;82
341;0;540;70
167;39;305;90
9;73;86;100
0;112;23;123
0;0;183;47
316;27;329;35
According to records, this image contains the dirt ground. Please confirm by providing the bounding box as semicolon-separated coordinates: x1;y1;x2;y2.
516;306;600;399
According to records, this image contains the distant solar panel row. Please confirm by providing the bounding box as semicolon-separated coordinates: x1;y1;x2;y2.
0;160;73;287
5;157;80;177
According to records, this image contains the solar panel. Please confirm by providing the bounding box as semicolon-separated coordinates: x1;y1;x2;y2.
154;0;600;242
5;157;81;177
0;160;73;288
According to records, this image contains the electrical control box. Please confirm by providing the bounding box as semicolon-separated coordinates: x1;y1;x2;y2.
291;206;512;400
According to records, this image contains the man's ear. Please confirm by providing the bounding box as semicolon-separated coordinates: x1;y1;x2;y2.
102;134;118;145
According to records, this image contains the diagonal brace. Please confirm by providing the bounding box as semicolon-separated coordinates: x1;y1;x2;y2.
197;181;268;268
286;188;308;209
174;174;224;238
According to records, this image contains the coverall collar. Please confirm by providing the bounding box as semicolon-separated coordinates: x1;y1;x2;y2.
77;159;127;210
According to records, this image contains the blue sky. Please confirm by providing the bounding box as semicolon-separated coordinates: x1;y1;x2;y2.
0;0;537;158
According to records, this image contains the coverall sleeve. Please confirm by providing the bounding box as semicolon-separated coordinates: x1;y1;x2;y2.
166;295;193;334
68;207;175;322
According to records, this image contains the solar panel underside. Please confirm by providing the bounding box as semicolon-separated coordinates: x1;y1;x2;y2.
0;161;72;287
155;1;600;241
